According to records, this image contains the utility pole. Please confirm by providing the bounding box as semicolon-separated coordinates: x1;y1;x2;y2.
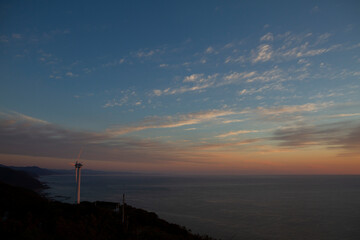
122;194;125;224
74;161;83;204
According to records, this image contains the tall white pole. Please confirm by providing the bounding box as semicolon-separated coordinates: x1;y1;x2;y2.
122;194;125;223
77;167;81;204
74;149;83;205
75;166;78;204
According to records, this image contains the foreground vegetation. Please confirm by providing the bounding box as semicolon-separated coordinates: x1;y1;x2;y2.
0;166;218;240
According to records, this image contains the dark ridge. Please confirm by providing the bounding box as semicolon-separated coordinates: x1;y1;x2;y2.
7;165;55;177
0;182;218;240
50;169;138;175
0;164;136;177
0;166;47;191
0;167;219;240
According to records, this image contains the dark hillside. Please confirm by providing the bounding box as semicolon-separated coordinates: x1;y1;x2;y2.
0;181;218;240
0;166;46;190
8;165;55;177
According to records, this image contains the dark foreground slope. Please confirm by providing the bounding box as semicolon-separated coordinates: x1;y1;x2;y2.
0;181;217;240
0;166;46;190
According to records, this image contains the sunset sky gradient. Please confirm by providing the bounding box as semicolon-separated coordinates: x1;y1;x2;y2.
1;0;359;174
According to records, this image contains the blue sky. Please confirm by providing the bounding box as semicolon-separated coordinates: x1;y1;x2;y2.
1;1;359;173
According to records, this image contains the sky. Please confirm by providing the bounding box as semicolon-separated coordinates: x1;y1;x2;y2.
0;0;359;174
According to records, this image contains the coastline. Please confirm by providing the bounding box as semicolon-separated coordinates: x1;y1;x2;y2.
0;166;219;240
40;174;360;240
0;181;219;240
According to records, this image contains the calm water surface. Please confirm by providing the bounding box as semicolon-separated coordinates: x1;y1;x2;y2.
40;175;360;240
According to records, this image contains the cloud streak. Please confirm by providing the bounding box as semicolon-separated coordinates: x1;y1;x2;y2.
224;32;342;66
194;138;261;150
216;130;260;138
251;44;273;63
257;102;333;115
0;112;199;164
0;111;49;125
108;109;236;135
152;74;218;96
272;121;360;154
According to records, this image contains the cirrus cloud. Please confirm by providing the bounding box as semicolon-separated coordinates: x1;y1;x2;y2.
108;109;236;135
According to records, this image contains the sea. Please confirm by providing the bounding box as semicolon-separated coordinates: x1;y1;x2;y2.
39;174;360;240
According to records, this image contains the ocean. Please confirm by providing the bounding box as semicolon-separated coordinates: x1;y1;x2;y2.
40;174;360;240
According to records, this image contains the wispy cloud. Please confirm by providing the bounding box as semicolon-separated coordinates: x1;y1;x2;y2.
309;89;344;99
152;84;212;96
327;113;360;118
222;119;246;124
159;63;168;68
38;50;61;65
136;50;155;58
280;42;341;58
102;58;125;67
251;44;273;63
104;96;129;108
272;121;360;154
221;67;285;85
311;5;319;13
222;71;257;84
257;102;333;115
224;55;246;64
183;73;204;83
0;111;49;125
347;42;360;50
205;46;215;54
194;138;260;150
133;47;164;58
216;130;260;138
151;65;298;98
0;111;197;164
103;90;139;108
224;32;342;66
152;73;218;96
260;33;274;42
65;72;78;77
238;83;285;96
108;109;236;135
314;33;331;45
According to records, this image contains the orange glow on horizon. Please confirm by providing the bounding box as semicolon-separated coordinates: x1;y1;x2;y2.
1;148;359;175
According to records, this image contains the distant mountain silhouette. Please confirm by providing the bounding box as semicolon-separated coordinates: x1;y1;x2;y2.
50;168;139;175
0;163;138;177
0;166;46;190
5;165;55;177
